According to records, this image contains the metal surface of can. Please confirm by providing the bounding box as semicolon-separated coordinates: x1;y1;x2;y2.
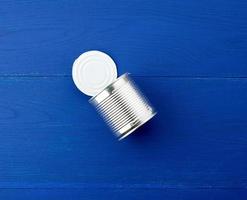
90;73;156;140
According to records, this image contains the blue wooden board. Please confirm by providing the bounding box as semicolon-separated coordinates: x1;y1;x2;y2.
0;0;247;199
1;0;247;77
0;189;247;200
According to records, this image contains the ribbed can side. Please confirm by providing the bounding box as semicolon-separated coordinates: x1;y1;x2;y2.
90;74;156;139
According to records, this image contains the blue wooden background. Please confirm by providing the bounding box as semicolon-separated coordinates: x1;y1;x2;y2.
0;0;247;199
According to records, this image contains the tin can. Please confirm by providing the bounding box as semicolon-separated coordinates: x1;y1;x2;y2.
90;73;156;140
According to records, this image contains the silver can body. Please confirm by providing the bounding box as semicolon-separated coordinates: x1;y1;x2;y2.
90;73;156;140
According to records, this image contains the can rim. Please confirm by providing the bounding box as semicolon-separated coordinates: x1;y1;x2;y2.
89;73;130;104
118;109;157;140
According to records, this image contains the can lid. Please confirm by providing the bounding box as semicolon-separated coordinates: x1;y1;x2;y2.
72;50;117;96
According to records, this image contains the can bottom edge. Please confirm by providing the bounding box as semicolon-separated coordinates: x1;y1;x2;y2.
118;111;157;141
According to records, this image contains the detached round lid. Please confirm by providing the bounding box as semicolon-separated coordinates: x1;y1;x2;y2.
72;50;117;96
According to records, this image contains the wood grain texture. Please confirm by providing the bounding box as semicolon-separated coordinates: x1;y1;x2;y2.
0;77;246;191
0;189;247;200
0;0;247;76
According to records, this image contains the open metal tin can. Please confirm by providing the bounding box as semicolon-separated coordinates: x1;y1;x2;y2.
90;73;156;140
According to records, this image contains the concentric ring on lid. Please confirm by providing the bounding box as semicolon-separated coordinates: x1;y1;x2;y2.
72;50;118;96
